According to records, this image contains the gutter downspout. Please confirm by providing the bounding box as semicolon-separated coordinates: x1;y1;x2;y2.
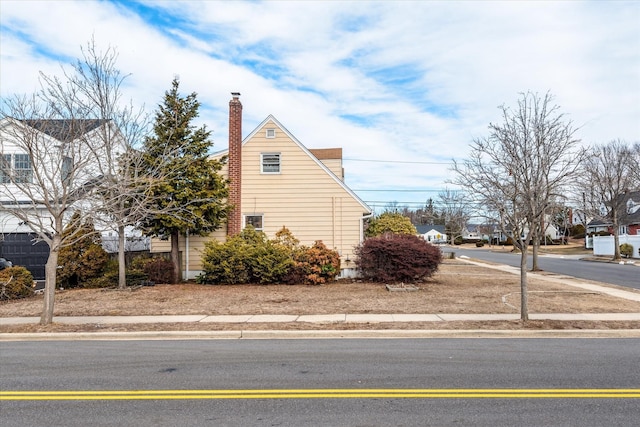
185;229;189;281
361;212;374;242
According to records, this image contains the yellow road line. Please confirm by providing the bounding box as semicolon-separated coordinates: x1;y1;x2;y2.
1;389;639;400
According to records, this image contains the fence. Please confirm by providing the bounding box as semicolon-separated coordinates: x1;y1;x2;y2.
592;235;640;259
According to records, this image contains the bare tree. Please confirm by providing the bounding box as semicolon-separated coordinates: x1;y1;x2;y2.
580;140;640;260
0;108;113;323
0;40;154;323
547;200;572;245
55;40;160;290
437;188;471;244
452;92;583;321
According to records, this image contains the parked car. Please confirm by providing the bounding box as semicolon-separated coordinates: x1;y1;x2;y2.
0;258;13;270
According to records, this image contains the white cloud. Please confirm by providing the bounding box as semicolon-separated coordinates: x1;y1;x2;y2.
2;0;638;210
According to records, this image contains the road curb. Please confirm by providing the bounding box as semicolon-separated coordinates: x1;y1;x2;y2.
3;329;640;341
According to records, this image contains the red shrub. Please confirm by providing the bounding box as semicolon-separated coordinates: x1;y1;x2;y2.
355;234;442;283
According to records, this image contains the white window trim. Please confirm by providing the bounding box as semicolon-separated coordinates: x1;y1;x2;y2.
260;152;281;174
244;214;264;231
266;128;276;138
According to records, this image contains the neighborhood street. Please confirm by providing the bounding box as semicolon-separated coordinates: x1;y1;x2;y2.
447;246;640;290
1;338;639;426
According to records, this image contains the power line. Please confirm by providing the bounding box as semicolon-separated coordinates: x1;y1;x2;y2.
343;158;454;165
354;189;464;192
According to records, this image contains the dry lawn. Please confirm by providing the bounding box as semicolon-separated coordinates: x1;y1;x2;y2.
2;258;640;333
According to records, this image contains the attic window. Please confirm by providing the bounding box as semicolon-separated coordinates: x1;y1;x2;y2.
266;129;276;138
261;153;280;173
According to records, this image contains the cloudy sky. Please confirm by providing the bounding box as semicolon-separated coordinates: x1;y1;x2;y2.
2;0;639;212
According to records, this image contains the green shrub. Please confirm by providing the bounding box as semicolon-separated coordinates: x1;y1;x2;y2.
0;266;34;300
355;234;442;283
56;212;109;288
246;241;294;284
475;241;485;247
197;227;293;285
88;258;119;288
197;227;340;285
620;243;634;258
126;269;150;286
453;236;463;245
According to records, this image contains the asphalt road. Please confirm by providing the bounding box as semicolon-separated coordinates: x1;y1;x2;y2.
446;246;640;289
2;339;639;426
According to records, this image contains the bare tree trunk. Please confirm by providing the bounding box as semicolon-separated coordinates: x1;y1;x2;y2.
118;225;126;289
613;229;621;261
531;233;540;271
612;209;621;261
519;245;529;321
171;229;181;283
40;235;61;325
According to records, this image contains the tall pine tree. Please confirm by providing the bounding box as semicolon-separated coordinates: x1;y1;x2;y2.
140;78;230;282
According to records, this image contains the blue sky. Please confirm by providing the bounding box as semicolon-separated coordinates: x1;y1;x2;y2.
2;0;639;212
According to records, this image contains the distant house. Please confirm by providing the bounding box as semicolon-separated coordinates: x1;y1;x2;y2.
416;224;447;244
465;219;562;245
150;93;373;279
587;190;640;236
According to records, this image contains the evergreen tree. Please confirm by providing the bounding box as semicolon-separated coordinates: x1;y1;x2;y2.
140;78;230;282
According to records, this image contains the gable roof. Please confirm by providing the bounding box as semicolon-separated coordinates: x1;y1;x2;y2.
415;224;446;235
216;114;372;214
21;119;108;142
587;190;640;227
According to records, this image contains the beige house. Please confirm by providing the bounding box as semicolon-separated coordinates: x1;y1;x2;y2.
151;93;372;279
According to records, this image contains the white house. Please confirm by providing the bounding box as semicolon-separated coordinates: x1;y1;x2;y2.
416;225;447;244
0;117;137;278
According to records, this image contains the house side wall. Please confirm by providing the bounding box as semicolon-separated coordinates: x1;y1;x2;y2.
152;120;369;278
240;120;365;258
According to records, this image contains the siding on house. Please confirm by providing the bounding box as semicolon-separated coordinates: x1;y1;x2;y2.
151;114;371;279
1;118;125;280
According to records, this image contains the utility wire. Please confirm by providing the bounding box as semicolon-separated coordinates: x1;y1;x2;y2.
344;158;454;165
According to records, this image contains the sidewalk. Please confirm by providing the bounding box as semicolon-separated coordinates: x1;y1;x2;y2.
3;312;640;327
3;312;640;341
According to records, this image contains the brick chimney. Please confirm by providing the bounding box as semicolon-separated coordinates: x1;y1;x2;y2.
227;92;242;236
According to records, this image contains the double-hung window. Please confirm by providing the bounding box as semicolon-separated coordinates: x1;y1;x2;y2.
0;153;33;184
14;154;32;183
261;153;280;174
